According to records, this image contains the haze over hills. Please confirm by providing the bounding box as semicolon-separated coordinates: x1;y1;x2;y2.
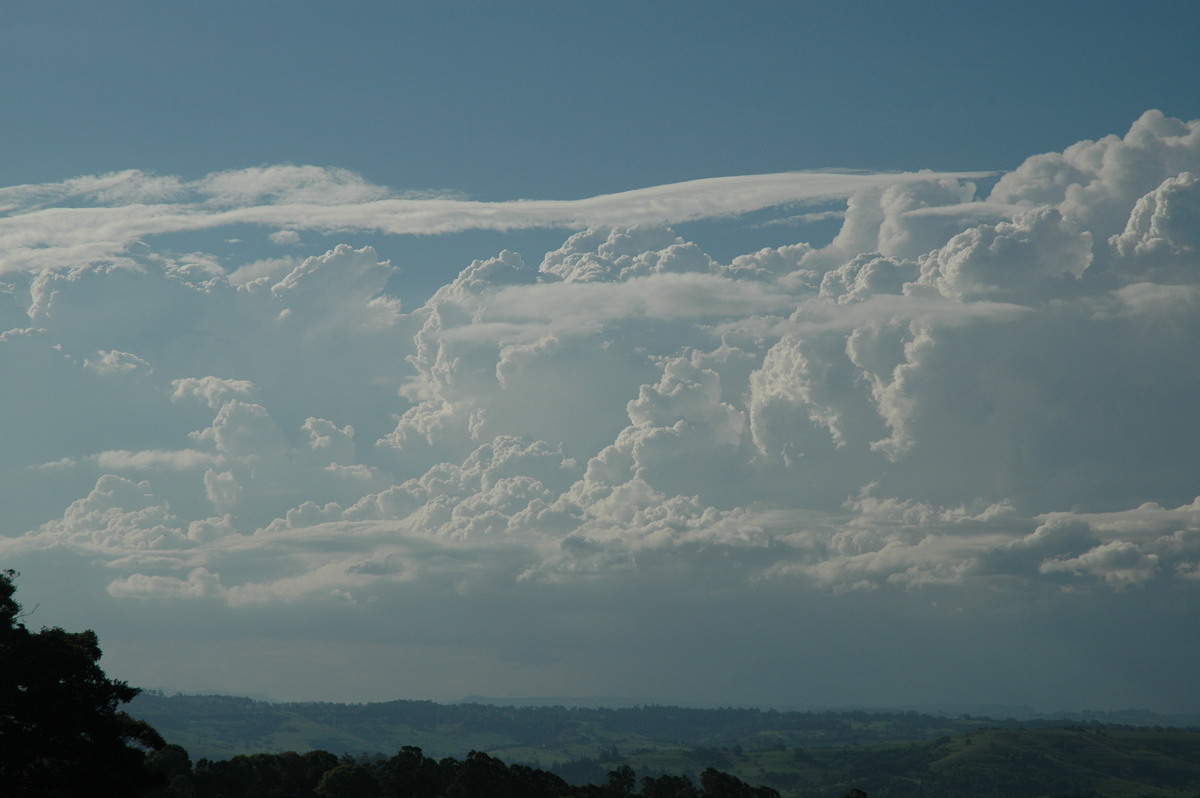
128;692;1200;761
122;692;1200;796
140;687;1200;728
455;696;1200;727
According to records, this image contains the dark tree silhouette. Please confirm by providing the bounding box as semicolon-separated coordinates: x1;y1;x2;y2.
606;764;637;796
0;569;165;796
314;762;380;798
641;773;699;798
376;745;443;797
700;767;782;797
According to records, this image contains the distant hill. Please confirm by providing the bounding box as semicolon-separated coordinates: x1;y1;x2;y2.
127;693;1200;797
131;693;1049;762
783;726;1200;797
458;696;1200;728
130;694;1200;756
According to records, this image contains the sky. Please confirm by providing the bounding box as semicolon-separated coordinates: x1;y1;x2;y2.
3;1;1200;713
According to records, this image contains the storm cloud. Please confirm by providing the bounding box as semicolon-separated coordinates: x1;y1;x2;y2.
3;111;1200;711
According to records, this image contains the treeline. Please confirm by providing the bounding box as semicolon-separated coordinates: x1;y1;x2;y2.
146;744;782;798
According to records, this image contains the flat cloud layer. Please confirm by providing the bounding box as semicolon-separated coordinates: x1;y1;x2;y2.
3;111;1200;711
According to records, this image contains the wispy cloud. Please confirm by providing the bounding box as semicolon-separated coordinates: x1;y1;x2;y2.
0;168;991;274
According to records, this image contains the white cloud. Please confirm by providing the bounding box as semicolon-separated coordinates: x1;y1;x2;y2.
108;567;225;599
0;167;989;275
94;449;217;471
1040;540;1159;589
5;112;1200;710
83;349;154;376
171;376;258;408
1109;171;1200;283
204;469;242;511
23;474;186;552
269;229;302;246
748;333;848;462
539;225;717;282
989;110;1200;249
269;244;400;334
916;207;1093;302
0;169;185;208
820;253;917;304
196;165;390;207
724;242;816;282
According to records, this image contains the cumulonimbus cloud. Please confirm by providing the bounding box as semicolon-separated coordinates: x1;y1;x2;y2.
3;111;1200;709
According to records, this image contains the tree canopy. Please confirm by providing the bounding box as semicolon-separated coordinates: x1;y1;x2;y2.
0;569;165;796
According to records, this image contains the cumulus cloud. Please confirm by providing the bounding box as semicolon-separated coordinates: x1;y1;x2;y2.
269;229;302;246
916;207;1093;301
1109;171;1200;283
22;474;187;552
1039;540;1159;588
989;111;1200;241
171;376;258;408
84;349;154;376
5;111;1200;709
108;567;225;599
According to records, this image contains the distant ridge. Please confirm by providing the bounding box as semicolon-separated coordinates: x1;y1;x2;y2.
453;694;739;709
454;696;1200;727
453;696;1047;715
131;690;1200;764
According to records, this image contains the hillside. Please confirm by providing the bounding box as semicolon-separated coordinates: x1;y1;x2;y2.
127;695;1200;796
127;694;1024;761
766;727;1200;797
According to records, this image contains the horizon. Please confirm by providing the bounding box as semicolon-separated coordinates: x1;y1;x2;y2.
134;688;1199;726
3;2;1200;715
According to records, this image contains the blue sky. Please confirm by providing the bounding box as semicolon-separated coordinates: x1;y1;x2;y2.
5;1;1197;194
3;1;1200;713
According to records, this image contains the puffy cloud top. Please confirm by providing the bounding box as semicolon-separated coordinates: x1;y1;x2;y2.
4;112;1200;710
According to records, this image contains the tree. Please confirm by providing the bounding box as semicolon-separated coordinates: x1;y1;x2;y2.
699;767;781;798
641;773;698;798
0;569;165;796
378;745;443;797
606;764;636;796
145;744;196;797
314;763;379;798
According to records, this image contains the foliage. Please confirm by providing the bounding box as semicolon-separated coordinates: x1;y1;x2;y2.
315;762;380;798
0;569;165;796
141;744;782;798
151;726;1200;797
